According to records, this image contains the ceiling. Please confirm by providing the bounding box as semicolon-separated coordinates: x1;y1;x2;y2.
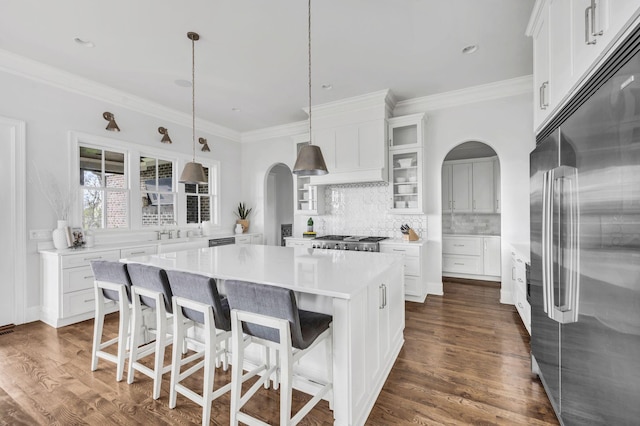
0;0;534;133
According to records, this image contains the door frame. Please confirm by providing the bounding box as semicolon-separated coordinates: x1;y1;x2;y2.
1;116;26;325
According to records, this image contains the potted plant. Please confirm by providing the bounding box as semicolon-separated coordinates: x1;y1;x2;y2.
234;202;252;233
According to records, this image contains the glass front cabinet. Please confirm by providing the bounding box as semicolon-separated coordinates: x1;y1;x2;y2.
293;137;324;215
388;113;425;213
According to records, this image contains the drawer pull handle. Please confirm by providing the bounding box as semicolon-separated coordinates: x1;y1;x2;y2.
84;276;94;279
518;302;523;309
518;278;523;282
453;244;465;247
517;259;523;263
393;249;406;252
130;251;146;255
83;256;103;261
454;262;464;265
84;298;95;303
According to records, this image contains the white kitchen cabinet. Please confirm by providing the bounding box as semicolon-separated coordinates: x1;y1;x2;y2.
528;0;640;131
442;235;501;281
158;239;208;253
293;138;324;215
451;163;473;213
379;240;426;301
389;148;423;213
41;248;121;328
389;114;425;213
284;237;312;248
531;0;551;129
120;245;157;258
472;160;495;213
235;233;263;245
511;247;531;334
309;119;388;185
494;157;501;213
443;158;499;213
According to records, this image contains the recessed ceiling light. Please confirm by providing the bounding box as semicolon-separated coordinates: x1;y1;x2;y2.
174;79;192;87
321;84;333;90
74;37;95;48
231;107;242;112
462;44;479;55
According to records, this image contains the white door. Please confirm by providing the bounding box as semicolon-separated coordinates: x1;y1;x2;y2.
0;118;25;327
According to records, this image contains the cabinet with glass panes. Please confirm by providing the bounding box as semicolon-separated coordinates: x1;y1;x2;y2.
388;113;425;213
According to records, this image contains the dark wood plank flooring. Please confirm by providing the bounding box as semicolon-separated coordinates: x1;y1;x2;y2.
0;279;558;425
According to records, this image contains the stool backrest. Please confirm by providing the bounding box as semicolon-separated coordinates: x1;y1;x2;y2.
166;270;231;331
126;263;173;313
90;260;132;302
225;280;305;348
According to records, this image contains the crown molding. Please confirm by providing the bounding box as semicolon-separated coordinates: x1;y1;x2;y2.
525;0;547;36
302;88;393;118
0;49;241;142
240;120;309;143
392;75;533;117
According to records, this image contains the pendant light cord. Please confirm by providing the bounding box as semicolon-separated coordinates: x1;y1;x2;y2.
308;0;312;145
191;35;196;162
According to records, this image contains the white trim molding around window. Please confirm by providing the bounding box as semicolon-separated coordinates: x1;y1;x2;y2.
69;131;220;232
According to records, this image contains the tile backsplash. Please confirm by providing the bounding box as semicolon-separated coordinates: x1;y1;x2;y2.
295;182;428;239
442;213;501;235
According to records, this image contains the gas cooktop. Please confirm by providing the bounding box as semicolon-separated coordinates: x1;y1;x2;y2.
311;235;388;251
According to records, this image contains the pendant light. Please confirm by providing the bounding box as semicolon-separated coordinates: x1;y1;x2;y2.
293;0;328;176
179;31;208;184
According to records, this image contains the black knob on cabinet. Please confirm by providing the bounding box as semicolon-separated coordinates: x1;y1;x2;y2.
344;246;350;250
354;246;359;251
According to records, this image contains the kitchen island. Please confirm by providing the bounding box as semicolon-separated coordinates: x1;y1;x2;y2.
123;244;405;426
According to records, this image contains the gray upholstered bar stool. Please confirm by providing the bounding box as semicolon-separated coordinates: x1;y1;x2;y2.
165;270;233;426
226;280;333;426
89;260;133;382
126;263;178;400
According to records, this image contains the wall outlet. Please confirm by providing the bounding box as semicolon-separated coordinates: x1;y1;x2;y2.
29;229;51;240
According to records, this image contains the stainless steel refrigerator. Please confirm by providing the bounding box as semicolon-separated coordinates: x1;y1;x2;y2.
530;27;640;426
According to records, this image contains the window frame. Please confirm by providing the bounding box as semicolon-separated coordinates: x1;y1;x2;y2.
69;131;221;233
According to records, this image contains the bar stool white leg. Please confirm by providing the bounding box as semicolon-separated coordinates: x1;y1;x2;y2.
91;285;105;373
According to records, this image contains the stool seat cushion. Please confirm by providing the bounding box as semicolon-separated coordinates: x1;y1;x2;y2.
90;260;132;302
226;280;332;350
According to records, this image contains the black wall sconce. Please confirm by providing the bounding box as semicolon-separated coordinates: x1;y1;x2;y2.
199;137;210;152
103;112;120;132
158;126;172;144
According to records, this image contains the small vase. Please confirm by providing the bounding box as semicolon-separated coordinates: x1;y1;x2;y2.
52;220;69;250
234;223;243;234
236;219;249;233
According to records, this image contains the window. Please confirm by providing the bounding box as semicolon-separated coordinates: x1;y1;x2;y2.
140;156;176;227
79;146;128;229
185;165;217;224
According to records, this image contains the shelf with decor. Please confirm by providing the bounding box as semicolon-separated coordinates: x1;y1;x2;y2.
388;113;425;214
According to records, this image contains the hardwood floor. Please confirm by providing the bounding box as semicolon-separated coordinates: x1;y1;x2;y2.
0;279;558;425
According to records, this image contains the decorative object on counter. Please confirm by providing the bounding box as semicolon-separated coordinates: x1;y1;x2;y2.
234;202;252;233
179;32;208;185
198;137;210;152
158;126;172;144
84;230;95;248
400;223;419;241
102;112;120;132
234;223;243;234
67;227;85;248
52;220;70;250
292;0;328;177
307;217;314;232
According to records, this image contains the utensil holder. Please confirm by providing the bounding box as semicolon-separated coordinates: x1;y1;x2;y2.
402;228;419;241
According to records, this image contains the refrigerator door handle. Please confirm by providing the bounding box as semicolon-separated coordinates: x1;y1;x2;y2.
542;169;554;316
546;165;581;324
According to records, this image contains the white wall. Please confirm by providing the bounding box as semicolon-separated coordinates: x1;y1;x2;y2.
419;93;534;301
0;70;242;321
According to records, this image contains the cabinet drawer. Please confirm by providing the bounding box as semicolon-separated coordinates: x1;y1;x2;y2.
404;256;421;276
514;289;531;334
63;266;95;293
121;245;156;258
61;250;120;269
443;255;483;275
443;237;482;256
286;240;310;248
379;245;420;257
404;275;421;296
63;288;97;318
235;235;251;244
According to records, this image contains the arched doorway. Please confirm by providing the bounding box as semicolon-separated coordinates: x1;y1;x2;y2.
441;141;501;286
264;163;294;246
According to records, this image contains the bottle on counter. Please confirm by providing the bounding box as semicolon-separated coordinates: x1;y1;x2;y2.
307;217;314;232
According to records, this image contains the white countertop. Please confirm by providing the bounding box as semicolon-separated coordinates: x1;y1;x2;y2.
443;233;501;237
123;244;403;300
